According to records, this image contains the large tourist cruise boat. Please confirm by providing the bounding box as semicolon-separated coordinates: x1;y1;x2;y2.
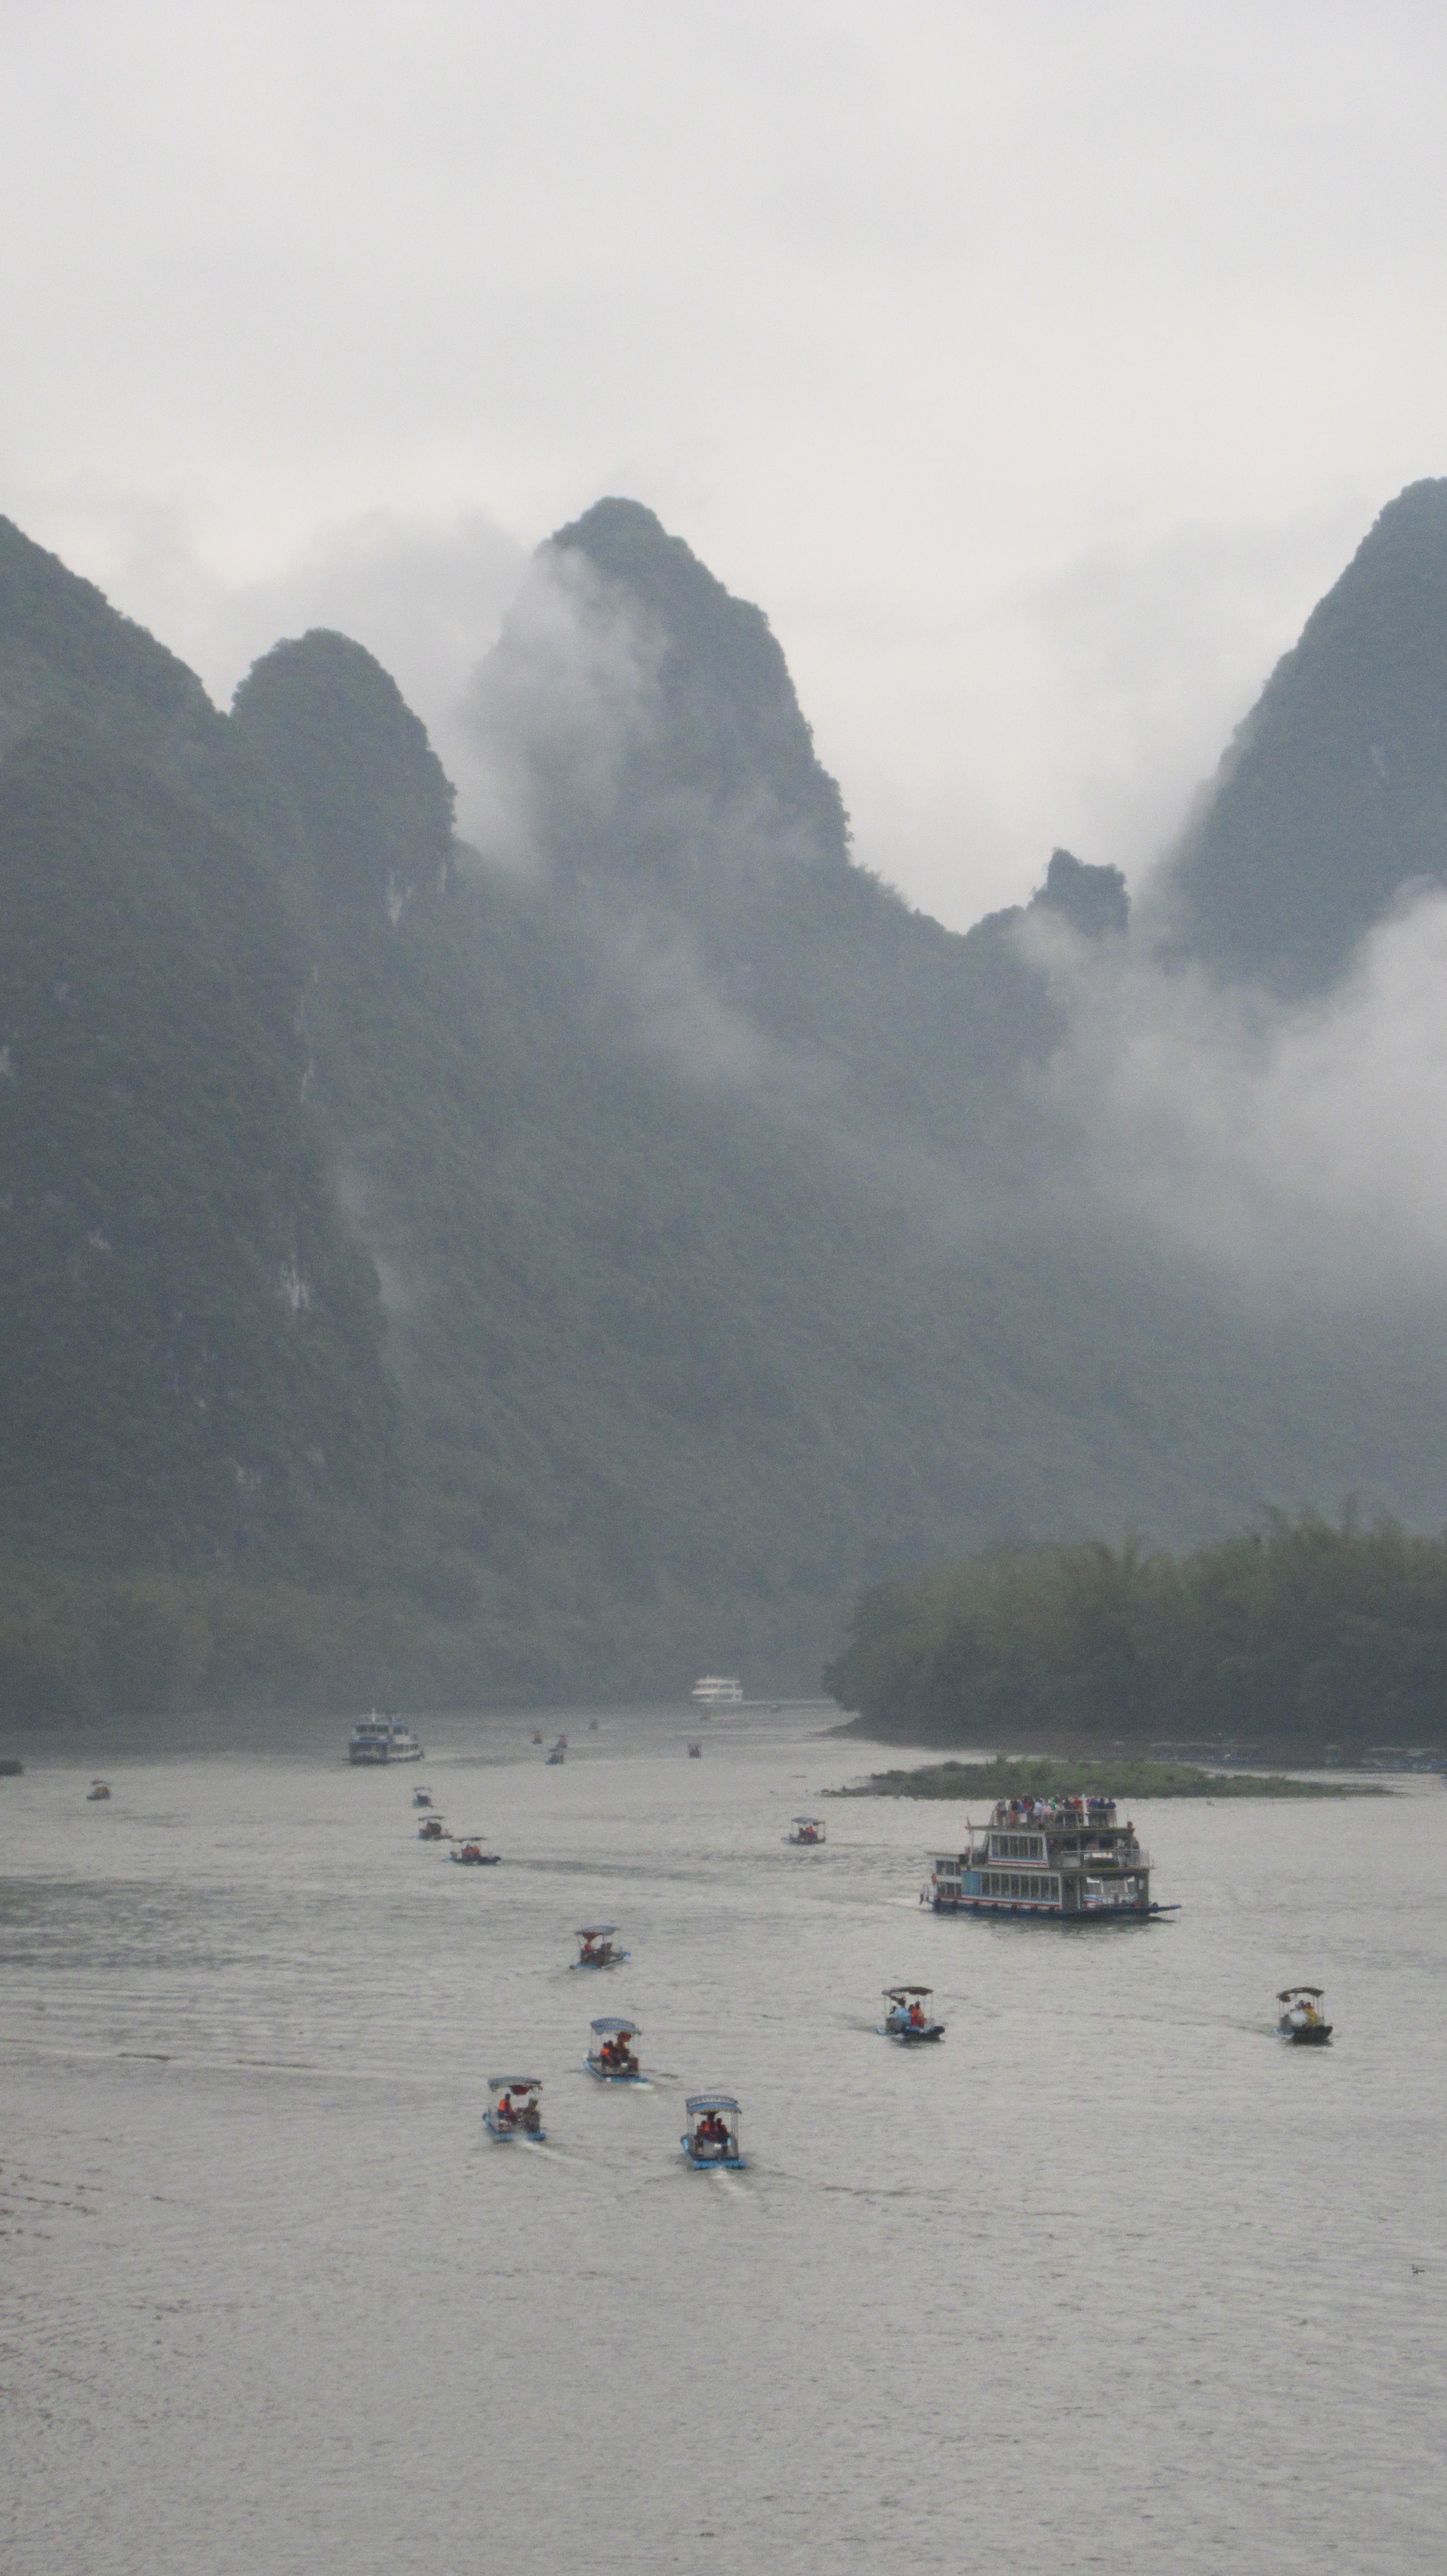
347;1713;424;1765
691;1675;743;1708
927;1793;1169;1921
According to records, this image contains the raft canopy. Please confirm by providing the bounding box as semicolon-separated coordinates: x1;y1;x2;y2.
577;1924;618;1939
590;2016;638;2035
487;2076;542;2094
1277;1986;1325;2001
685;2093;739;2115
884;1985;934;2002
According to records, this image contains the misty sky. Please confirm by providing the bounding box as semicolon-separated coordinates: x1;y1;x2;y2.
4;0;1447;926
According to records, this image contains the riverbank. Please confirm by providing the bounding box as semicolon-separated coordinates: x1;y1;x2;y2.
834;1754;1384;1801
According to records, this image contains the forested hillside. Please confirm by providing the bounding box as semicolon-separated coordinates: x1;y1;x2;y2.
5;490;1447;1720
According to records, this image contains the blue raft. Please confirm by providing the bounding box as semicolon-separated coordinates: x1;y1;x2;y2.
587;2016;645;2081
681;2093;745;2170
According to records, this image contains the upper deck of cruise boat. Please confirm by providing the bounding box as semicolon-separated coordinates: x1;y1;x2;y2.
956;1796;1146;1866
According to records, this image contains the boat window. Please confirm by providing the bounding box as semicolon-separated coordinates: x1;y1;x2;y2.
981;1871;1061;1902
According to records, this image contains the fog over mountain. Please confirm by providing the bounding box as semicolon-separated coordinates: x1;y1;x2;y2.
2;482;1447;1717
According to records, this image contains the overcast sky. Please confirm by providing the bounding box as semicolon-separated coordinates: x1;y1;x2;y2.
3;0;1445;926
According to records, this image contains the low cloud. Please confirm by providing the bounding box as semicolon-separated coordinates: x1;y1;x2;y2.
1026;890;1447;1303
449;542;664;872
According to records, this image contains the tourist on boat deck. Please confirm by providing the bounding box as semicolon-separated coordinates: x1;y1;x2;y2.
908;2001;924;2028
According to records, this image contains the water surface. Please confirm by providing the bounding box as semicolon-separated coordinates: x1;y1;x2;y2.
3;1710;1445;2573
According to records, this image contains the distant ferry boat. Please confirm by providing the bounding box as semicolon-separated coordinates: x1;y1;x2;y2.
348;1713;424;1765
927;1793;1171;1921
691;1675;743;1708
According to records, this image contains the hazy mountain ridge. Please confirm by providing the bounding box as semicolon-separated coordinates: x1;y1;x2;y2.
1160;478;1447;992
4;490;1447;1716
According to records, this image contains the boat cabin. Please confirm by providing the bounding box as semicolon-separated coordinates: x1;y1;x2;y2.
348;1714;424;1765
417;1815;446;1840
788;1815;825;1845
691;1675;743;1708
587;2016;643;2080
880;1984;945;2041
1277;1986;1332;2043
928;1792;1156;1920
485;2077;545;2140
571;1925;629;1969
682;2093;744;2168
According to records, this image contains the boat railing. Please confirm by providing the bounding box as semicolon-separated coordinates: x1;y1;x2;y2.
943;1844;1151;1873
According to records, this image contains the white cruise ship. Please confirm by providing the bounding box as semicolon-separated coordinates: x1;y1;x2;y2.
348;1713;425;1765
690;1675;743;1708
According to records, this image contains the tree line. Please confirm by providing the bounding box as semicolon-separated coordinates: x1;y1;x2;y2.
823;1509;1447;1754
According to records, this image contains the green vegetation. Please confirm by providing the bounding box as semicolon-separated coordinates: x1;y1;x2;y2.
825;1510;1447;1759
9;492;1447;1719
839;1754;1374;1800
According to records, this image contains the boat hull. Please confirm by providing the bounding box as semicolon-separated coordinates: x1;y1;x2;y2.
1279;2024;1332;2043
931;1896;1168;1924
586;2060;646;2083
484;2116;546;2142
681;2144;745;2169
569;1953;629;1969
450;1853;501;1865
878;2023;945;2041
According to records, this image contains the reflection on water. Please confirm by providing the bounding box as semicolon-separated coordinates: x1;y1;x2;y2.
3;1710;1447;2574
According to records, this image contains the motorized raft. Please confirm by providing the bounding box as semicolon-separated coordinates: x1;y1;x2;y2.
681;2094;744;2169
570;1925;629;1969
485;2077;545;2141
412;1786;434;1808
879;1985;946;2041
586;2017;644;2081
787;1815;825;1846
1277;1986;1332;2043
417;1815;446;1841
451;1839;500;1865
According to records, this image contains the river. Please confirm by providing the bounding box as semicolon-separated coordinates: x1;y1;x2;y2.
3;1707;1445;2573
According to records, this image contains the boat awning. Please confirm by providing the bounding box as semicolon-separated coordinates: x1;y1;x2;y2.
576;1925;618;1938
590;2017;638;2035
884;1986;933;2000
487;2076;542;2093
685;2094;739;2114
1277;1987;1325;2000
